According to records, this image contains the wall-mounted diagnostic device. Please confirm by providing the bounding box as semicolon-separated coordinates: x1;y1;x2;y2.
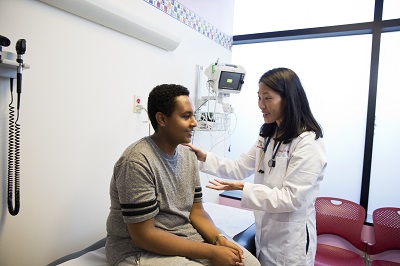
204;62;246;96
0;34;29;216
194;61;246;133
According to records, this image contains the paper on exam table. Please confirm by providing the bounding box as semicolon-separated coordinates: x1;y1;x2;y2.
59;247;108;266
203;202;255;238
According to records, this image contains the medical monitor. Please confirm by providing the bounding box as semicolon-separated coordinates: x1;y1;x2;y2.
204;63;245;95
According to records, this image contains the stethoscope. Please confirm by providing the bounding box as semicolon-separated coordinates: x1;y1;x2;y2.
256;136;282;174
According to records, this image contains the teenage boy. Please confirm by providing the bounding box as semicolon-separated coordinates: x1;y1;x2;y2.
105;84;260;266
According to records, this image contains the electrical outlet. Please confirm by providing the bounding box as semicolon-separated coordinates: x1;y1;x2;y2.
133;95;141;113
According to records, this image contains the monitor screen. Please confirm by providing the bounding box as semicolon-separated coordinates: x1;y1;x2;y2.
218;71;244;93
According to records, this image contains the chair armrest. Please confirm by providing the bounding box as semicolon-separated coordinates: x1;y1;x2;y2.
233;223;256;256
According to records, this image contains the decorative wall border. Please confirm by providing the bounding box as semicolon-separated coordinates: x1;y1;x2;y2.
143;0;233;50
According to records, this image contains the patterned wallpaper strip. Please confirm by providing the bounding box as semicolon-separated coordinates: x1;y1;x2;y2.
143;0;233;50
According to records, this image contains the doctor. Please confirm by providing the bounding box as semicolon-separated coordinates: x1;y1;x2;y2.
187;67;327;266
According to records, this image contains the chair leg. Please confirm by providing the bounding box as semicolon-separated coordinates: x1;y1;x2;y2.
364;253;371;266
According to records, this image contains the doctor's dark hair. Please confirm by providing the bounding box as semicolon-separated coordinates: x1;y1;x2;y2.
147;84;190;131
259;68;323;142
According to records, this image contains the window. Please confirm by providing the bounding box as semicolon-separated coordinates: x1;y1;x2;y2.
368;31;400;213
232;35;371;203
233;0;375;35
383;0;400;20
232;0;400;219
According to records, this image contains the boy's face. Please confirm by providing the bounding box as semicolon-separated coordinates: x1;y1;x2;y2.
163;95;197;145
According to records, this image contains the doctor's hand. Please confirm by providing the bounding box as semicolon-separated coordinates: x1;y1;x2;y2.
206;179;244;191
184;143;207;162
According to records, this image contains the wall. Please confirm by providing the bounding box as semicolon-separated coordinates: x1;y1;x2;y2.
0;0;233;265
178;0;234;35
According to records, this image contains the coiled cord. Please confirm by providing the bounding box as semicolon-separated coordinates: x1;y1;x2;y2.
7;78;20;216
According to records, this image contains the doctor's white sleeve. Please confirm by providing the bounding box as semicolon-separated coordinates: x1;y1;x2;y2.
241;133;327;213
198;145;257;180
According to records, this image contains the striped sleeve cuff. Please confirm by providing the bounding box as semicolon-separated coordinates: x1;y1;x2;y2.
120;198;159;218
194;186;203;201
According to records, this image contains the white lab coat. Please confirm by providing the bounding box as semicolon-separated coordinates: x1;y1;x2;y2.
199;131;327;266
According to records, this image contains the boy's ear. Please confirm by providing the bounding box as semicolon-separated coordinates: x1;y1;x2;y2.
155;112;167;127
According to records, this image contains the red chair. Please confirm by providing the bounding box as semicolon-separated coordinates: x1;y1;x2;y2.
315;197;367;266
367;207;400;266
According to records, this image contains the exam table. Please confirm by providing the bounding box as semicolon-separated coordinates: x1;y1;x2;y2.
47;202;256;266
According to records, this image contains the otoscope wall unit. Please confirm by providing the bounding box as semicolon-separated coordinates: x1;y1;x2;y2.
1;35;30;216
0;51;30;78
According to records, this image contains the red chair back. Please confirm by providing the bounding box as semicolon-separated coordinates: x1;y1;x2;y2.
315;197;366;251
369;207;400;255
